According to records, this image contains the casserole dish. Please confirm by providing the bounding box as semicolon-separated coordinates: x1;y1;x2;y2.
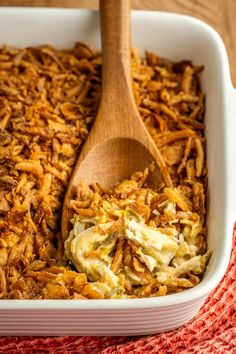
0;7;235;336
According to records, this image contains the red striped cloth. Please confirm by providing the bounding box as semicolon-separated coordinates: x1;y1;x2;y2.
1;227;235;354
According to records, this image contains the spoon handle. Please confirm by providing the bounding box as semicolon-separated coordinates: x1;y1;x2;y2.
99;0;132;98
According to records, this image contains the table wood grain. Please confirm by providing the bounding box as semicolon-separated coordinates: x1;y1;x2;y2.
1;0;236;86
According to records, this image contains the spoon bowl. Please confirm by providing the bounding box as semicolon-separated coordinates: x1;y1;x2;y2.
73;137;163;188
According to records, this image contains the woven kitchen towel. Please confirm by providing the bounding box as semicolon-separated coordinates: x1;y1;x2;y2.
0;227;235;354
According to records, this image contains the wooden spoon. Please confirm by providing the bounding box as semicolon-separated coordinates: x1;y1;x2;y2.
61;0;172;240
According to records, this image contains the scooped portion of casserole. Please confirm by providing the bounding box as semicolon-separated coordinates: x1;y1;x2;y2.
66;166;210;299
0;43;208;299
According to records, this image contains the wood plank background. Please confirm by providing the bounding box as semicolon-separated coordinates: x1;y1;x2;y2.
1;0;236;86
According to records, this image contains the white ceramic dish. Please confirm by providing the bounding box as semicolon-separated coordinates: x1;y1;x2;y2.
0;7;235;336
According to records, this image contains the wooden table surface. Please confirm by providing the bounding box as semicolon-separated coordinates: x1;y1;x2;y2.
1;0;236;86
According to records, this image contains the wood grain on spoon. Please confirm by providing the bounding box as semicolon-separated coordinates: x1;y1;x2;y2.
61;0;172;240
